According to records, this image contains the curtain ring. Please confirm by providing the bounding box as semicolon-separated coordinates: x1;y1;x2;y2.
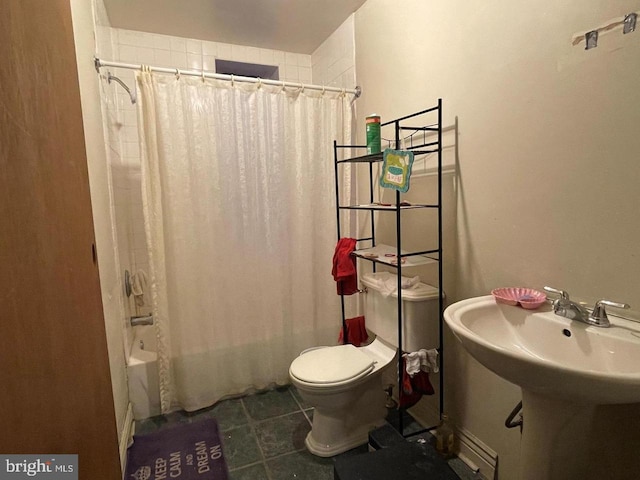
322;85;326;95
257;77;262;89
299;82;304;93
231;74;235;87
175;68;180;80
201;69;206;83
341;88;346;97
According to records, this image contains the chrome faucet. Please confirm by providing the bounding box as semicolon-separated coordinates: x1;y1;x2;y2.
544;286;630;328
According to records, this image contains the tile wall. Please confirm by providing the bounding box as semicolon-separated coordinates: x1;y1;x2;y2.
96;13;358;355
311;15;357;90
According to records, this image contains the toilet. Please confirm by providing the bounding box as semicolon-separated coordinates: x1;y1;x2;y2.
289;271;442;457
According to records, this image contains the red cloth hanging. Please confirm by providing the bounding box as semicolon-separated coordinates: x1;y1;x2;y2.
331;238;358;295
338;315;369;346
399;356;435;409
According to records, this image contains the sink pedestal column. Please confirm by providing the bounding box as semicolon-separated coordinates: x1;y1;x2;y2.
520;390;640;480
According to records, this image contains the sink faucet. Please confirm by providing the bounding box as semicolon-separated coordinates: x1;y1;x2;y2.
544;286;630;328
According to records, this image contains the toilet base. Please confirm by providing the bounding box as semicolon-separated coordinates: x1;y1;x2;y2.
301;377;388;457
305;417;386;457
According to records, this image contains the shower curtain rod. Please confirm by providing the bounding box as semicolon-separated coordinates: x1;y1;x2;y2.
94;58;362;98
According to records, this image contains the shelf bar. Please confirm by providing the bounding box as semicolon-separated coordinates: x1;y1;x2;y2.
411;149;438;155
335;144;368;149
333;139;348;345
355;236;373;242
336;152;384;164
401;249;439;257
394;119;404;436
381;105;440;126
399;126;439;132
338;204;439;211
437;98;444;422
407;141;439;150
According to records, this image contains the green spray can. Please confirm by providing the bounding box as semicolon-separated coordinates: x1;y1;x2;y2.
366;114;381;154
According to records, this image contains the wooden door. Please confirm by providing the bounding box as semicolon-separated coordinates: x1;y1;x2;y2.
0;1;121;478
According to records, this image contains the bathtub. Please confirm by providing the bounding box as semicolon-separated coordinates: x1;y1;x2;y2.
127;325;161;420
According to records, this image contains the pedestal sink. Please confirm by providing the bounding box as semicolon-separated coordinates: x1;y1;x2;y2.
444;296;640;480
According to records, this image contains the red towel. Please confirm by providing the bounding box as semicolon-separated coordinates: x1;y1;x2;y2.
338;315;369;346
331;238;358;295
399;357;435;409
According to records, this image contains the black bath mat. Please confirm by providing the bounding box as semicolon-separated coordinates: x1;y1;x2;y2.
125;418;228;480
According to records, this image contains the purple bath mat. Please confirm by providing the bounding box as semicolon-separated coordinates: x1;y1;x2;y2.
125;418;228;480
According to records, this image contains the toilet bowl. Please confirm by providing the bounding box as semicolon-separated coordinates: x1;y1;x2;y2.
289;271;443;457
289;338;396;457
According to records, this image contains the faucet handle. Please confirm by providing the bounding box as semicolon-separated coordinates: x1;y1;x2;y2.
590;299;630;326
543;286;570;303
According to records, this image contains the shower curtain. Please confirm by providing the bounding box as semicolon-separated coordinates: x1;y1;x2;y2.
136;71;355;412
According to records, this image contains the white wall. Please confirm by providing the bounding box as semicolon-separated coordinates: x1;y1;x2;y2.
355;1;640;478
69;0;130;468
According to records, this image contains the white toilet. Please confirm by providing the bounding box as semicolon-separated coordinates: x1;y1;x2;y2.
289;271;441;457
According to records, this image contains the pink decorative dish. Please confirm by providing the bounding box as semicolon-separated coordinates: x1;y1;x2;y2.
491;287;547;310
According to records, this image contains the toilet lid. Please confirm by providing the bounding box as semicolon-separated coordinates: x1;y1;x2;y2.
290;345;375;384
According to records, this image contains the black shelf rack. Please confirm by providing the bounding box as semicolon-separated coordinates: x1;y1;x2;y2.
333;100;444;438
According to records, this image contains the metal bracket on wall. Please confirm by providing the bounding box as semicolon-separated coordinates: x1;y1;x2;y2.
585;30;598;50
624;13;637;34
572;11;638;48
124;270;132;297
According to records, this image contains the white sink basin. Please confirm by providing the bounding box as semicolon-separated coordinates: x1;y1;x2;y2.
444;295;640;404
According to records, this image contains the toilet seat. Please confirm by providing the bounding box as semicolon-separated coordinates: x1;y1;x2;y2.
290;344;375;387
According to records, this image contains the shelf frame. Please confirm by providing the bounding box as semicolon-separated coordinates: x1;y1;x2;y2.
333;99;444;438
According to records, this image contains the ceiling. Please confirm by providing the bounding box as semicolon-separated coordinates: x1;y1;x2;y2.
102;0;367;54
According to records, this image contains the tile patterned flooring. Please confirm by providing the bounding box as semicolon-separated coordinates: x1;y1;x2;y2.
135;385;479;480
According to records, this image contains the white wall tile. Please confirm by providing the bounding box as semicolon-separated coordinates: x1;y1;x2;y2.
170;51;188;69
283;65;299;82
170;36;187;52
186;39;202;55
285;52;298;66
272;50;285;65
153;34;172;50
231;44;248;61
298;54;312;68
118;29;154;49
154;48;173;67
187;53;202;70
203;55;217;71
299;66;312;83
202;41;218;56
136;46;155;63
217;43;232;59
245;47;260;63
118;45;137;63
259;49;274;65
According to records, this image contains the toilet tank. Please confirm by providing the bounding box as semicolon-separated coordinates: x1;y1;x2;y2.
361;272;442;352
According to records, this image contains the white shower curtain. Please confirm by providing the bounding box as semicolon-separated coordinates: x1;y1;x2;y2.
136;71;355;412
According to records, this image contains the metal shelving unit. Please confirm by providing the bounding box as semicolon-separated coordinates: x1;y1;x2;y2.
333;100;444;437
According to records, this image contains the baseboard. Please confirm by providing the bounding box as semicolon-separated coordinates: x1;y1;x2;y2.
455;425;498;480
407;398;440;429
407;402;496;479
119;402;135;477
381;369;497;479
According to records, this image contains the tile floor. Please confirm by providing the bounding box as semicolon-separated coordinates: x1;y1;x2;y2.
135;385;480;480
